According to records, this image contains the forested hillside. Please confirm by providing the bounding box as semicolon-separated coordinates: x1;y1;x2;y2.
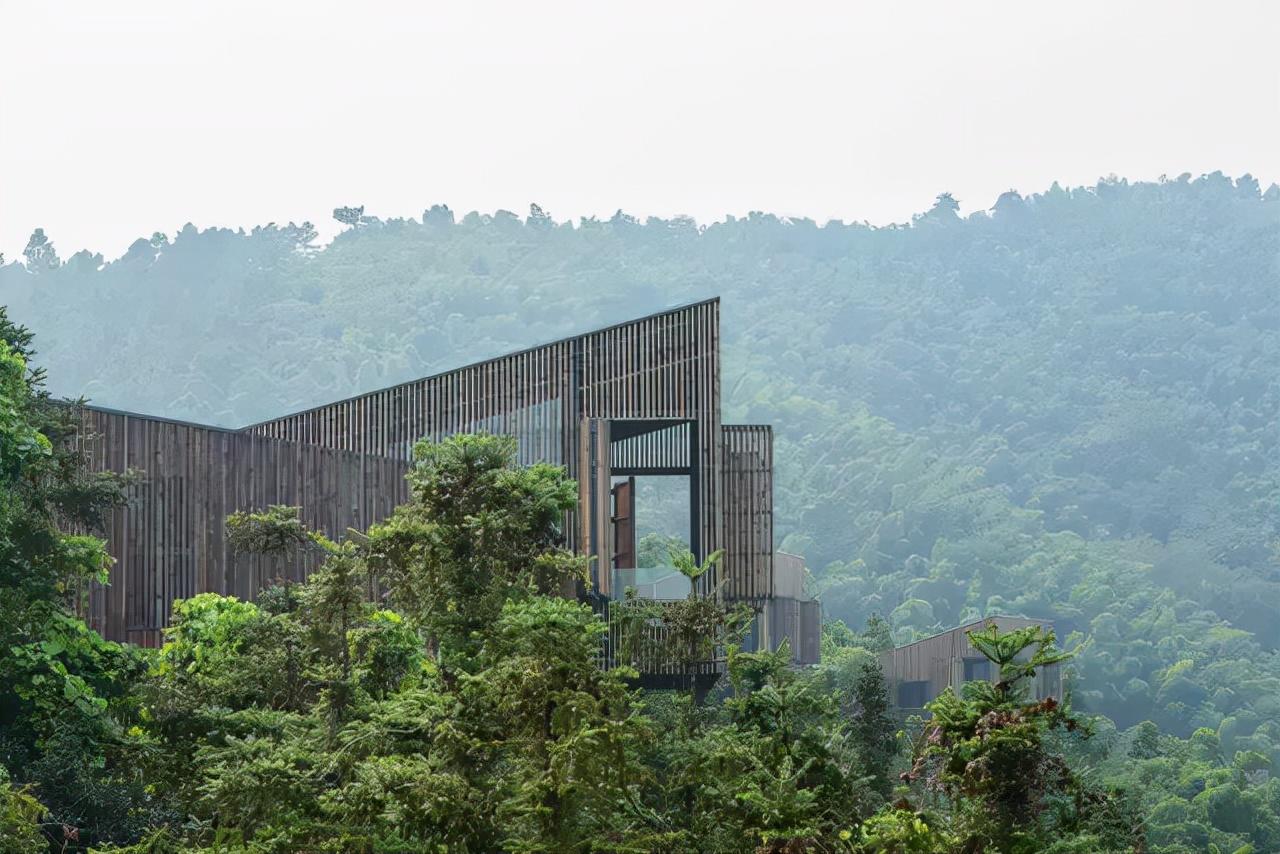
0;321;1147;852
3;172;1277;748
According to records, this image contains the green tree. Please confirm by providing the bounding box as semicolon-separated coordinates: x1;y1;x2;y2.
0;309;154;849
369;433;585;672
474;596;663;852
0;768;46;854
892;624;1140;852
850;661;897;799
648;642;876;852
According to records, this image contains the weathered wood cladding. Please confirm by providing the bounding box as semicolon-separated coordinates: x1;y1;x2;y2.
78;408;410;646
721;425;774;602
78;299;781;658
249;300;731;592
579;418;615;597
879;616;1064;710
756;597;822;666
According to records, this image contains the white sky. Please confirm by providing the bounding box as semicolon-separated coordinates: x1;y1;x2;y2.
1;0;1277;260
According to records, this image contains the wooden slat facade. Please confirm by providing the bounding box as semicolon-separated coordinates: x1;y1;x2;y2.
609;420;691;475
721;424;773;602
748;552;821;666
77;298;779;655
248;298;772;600
78;408;409;646
879;616;1064;711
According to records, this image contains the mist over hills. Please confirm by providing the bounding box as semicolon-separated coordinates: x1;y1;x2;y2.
3;172;1278;739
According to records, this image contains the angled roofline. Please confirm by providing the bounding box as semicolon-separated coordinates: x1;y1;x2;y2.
79;298;721;433
77;402;241;434
886;614;1052;653
240;296;720;430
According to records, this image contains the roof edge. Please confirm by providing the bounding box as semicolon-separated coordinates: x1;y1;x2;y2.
76;402;240;434
885;614;1053;653
239;296;720;431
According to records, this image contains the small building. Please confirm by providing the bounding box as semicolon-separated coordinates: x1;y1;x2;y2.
747;551;821;666
879;616;1063;712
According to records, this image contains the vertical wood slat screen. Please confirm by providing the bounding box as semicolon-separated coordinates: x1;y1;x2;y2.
78;408;410;646
247;299;727;589
878;616;1061;707
721;424;774;602
78;298;777;652
607;421;691;474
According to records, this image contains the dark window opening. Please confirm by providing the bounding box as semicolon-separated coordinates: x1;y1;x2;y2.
898;680;929;708
964;657;994;682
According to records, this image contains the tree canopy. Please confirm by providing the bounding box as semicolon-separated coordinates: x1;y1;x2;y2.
1;172;1277;851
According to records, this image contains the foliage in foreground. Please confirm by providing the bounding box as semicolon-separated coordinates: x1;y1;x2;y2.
63;434;880;852
0;307;159;849
3;302;1275;851
0;361;1128;851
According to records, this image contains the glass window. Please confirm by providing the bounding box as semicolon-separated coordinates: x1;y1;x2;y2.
898;680;929;708
963;657;993;682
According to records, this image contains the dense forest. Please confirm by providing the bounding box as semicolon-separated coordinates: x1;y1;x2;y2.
2;172;1278;851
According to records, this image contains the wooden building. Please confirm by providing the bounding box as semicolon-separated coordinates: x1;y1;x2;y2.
78;299;785;665
879;616;1063;711
748;552;822;666
76;408;409;647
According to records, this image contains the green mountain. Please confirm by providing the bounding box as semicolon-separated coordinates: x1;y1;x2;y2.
3;172;1277;737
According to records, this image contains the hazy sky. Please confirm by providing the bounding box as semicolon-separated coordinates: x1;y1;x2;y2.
2;0;1277;260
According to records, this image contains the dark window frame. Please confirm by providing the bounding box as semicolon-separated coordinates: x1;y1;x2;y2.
963;657;994;682
898;680;929;708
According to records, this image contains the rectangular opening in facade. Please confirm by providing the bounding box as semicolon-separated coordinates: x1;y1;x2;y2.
898;680;930;709
963;657;994;682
